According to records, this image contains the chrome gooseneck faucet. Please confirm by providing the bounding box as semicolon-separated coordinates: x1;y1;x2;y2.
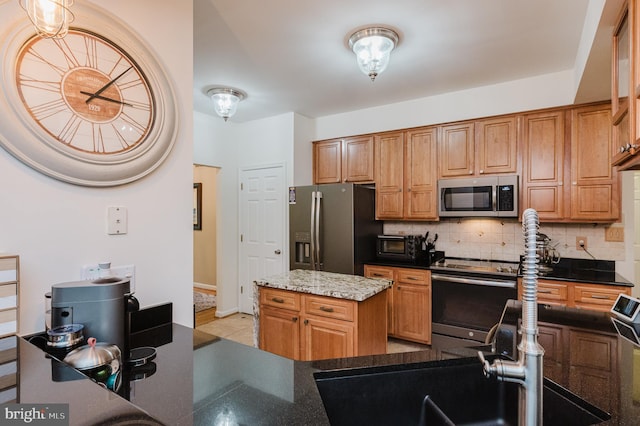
478;208;545;425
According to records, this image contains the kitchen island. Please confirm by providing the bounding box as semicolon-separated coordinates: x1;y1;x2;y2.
254;269;393;360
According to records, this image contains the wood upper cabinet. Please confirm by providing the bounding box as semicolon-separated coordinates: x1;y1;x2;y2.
438;116;517;178
475;116;518;175
374;132;404;218
313;136;374;184
439;122;475;177
570;104;619;221
375;128;438;220
521;110;566;221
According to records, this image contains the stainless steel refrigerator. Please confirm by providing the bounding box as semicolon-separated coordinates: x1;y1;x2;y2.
289;183;382;275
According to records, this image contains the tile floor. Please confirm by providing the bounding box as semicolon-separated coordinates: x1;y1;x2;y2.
195;313;430;354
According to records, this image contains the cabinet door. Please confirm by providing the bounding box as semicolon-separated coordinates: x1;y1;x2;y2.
259;306;300;360
313;140;342;184
375;132;404;219
439;122;474;177
521;110;566;220
405;128;438;219
475;116;518;175
570;105;620;221
568;331;618;418
343;136;374;182
393;277;431;344
538;323;565;384
364;265;395;335
301;316;354;360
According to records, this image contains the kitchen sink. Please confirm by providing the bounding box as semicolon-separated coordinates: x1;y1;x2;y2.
314;356;610;426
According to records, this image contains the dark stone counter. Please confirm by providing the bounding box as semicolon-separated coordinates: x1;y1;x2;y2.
14;302;640;425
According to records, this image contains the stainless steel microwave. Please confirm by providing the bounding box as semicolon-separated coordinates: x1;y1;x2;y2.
438;175;519;217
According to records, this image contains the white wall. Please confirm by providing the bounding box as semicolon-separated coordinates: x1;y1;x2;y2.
0;0;194;334
314;71;575;140
193;111;297;315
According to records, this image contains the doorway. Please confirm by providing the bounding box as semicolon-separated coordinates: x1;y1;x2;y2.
238;164;287;313
194;165;219;325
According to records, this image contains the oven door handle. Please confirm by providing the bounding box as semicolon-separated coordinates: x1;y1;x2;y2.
431;273;516;289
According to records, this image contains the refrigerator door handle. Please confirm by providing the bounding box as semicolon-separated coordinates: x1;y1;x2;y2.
310;191;316;270
315;191;323;270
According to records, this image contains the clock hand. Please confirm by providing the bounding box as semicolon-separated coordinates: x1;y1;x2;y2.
80;91;132;107
84;66;133;104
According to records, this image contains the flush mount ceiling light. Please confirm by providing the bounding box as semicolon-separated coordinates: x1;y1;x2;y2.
19;0;75;39
348;26;399;81
207;87;246;121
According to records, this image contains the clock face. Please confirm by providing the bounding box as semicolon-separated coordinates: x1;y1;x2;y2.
15;29;154;154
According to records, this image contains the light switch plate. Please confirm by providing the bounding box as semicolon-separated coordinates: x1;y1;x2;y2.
107;206;127;235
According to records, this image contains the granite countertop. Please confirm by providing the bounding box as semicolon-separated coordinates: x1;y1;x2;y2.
254;269;393;301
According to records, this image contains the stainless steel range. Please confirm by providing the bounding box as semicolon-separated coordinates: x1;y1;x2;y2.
430;257;519;349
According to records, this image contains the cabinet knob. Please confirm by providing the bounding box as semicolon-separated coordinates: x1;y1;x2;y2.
292;317;298;322
407;188;411;192
469;170;473;175
479;170;484;174
304;319;309;325
572;181;577;185
398;188;402;192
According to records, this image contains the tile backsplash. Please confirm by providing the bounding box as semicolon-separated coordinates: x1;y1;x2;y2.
383;219;625;263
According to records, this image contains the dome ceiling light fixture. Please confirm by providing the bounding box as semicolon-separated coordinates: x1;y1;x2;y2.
19;0;75;39
348;26;399;81
207;87;247;121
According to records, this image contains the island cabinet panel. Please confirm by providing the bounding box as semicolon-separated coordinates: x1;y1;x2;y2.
518;278;631;312
568;331;619;420
521;110;566;221
313;136;374;184
537;323;564;384
536;324;621;424
260;306;301;360
364;265;431;344
258;287;388;361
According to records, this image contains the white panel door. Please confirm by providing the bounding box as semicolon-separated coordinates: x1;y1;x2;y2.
239;165;286;313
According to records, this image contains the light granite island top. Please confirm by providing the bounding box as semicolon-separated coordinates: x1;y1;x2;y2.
253;270;393;360
254;269;393;301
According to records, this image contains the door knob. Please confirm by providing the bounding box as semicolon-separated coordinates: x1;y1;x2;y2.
275;249;281;255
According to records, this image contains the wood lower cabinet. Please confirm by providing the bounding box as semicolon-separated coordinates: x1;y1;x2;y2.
258;287;387;361
364;265;431;344
518;278;631;312
313;136;374;184
537;323;620;424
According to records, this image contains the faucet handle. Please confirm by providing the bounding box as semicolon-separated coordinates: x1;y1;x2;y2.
477;351;494;378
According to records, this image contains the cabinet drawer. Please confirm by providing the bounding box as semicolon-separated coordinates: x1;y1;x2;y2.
364;266;394;280
573;285;624;311
304;295;354;322
260;288;301;311
537;281;569;304
396;269;429;285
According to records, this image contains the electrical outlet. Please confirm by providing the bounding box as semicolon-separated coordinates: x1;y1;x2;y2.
576;236;587;250
605;226;624;242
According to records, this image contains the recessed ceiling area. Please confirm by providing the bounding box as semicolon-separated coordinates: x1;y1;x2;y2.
194;0;625;122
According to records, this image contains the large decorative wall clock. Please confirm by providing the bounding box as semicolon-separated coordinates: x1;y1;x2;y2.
0;2;179;186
